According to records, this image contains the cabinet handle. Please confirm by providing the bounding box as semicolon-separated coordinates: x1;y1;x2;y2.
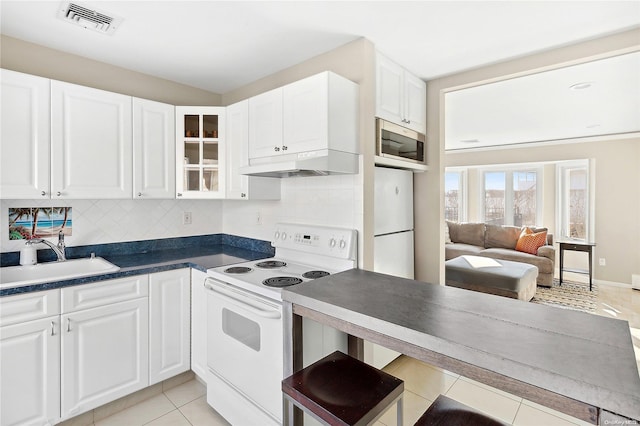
41;191;46;196
282;146;288;151
137;192;142;197
274;146;280;152
51;321;56;336
66;318;71;332
406;119;411;124
56;191;61;196
177;193;183;197
241;193;246;198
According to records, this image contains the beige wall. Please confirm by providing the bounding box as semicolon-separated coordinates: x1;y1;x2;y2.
415;28;640;286
0;35;221;105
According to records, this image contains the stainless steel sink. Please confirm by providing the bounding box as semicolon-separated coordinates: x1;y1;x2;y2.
0;257;120;289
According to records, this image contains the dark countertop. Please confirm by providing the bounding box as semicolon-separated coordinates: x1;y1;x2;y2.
1;235;273;297
282;268;640;423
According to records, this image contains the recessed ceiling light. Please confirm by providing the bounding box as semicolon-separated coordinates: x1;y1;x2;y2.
586;124;601;128
569;82;594;90
460;139;480;143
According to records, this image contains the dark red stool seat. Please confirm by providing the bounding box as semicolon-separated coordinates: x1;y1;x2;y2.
414;394;509;426
282;351;404;425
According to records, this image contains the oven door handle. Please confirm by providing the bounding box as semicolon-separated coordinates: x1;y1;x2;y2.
204;278;282;319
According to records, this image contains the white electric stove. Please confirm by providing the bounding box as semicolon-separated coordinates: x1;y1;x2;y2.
204;223;357;425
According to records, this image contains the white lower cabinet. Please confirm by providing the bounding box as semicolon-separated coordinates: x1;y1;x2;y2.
1;316;61;426
190;269;208;379
60;276;149;420
149;269;191;385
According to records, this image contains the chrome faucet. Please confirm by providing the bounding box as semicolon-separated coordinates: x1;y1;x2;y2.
29;231;66;261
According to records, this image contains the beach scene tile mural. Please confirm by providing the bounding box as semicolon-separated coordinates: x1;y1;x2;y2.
8;207;72;240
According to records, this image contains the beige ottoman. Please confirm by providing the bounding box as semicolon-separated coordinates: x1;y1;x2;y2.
445;255;538;301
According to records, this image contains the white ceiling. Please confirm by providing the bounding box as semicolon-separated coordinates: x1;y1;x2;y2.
445;51;640;150
1;1;639;94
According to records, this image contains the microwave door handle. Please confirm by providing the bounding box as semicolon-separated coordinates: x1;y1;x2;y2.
204;278;282;319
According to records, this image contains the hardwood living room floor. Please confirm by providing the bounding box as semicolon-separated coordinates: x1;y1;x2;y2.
71;284;638;426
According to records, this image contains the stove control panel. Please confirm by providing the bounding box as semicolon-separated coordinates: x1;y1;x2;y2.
272;223;357;260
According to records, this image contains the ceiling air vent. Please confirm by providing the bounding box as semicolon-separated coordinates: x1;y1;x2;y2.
57;2;123;35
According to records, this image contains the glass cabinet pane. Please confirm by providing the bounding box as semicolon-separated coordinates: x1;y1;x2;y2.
185;169;200;191
203;142;218;164
203;115;219;138
184;142;200;164
203;169;218;192
184;115;199;138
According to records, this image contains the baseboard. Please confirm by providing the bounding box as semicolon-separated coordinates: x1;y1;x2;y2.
594;279;633;289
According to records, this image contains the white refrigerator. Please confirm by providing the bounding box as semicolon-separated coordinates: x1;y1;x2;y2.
365;166;415;369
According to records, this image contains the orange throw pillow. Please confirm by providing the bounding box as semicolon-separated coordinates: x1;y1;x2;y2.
515;227;547;255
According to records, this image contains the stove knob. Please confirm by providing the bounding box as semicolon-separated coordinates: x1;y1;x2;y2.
329;238;337;248
339;239;346;249
274;231;280;240
281;232;287;241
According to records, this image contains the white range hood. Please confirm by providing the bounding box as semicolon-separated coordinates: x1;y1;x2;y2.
239;149;359;178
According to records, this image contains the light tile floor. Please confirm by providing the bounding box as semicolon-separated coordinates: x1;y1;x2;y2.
87;283;637;426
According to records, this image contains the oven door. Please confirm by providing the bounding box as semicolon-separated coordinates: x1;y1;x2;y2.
205;277;283;422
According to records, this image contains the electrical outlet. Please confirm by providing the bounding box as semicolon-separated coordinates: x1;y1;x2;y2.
598;258;606;266
183;212;192;225
256;211;262;225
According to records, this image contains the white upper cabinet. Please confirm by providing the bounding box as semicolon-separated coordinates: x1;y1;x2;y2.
376;52;426;134
226;100;280;200
175;106;225;198
133;98;175;199
51;81;133;199
248;71;359;160
0;69;51;199
248;88;283;160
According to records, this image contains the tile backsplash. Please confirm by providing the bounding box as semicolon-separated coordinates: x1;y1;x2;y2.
1;199;223;252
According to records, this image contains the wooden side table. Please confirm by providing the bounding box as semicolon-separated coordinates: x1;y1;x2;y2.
558;241;596;291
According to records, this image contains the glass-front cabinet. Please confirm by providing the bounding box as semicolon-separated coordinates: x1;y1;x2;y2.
175;107;225;198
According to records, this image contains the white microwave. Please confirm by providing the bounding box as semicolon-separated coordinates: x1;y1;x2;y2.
376;118;426;165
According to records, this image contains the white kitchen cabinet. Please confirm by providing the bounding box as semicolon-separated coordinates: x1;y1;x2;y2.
248;88;283;160
60;277;149;419
133;98;176;199
190;269;208;380
376;52;426;134
175;106;225;198
51;80;133;199
0;69;51;199
226;100;280;200
248;71;359;161
0;289;61;426
149;269;191;385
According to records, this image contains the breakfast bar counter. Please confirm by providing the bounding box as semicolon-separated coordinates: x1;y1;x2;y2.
281;269;640;425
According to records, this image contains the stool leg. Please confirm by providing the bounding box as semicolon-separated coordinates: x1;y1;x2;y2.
396;396;403;426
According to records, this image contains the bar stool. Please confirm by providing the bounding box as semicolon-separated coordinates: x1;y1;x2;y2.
414;394;508;426
282;351;404;425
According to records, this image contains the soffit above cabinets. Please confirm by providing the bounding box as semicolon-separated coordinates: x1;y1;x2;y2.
445;51;640;151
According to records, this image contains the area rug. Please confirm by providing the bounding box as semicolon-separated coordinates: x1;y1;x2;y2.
531;279;598;313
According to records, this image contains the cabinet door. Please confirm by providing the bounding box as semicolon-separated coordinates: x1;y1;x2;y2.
248;88;283;159
1;317;60;426
226;100;250;199
133;98;175;199
149;269;191;385
61;298;149;419
0;69;51;199
190;269;207;379
403;72;427;134
51;81;133;199
283;73;328;154
376;53;404;125
175;106;225;198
